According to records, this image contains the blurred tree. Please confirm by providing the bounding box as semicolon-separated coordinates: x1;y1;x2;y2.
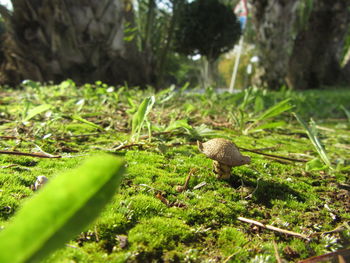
0;17;5;65
249;0;300;89
135;0;186;89
175;0;241;62
174;0;241;87
287;0;350;89
249;0;350;89
0;0;150;86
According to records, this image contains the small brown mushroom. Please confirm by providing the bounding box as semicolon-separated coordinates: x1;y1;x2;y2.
197;138;250;179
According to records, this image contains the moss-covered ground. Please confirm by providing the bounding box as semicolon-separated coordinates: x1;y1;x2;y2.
0;81;349;262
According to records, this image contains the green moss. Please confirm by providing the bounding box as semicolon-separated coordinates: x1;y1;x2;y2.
94;212;130;240
128;216;192;250
46;242;130;263
217;227;248;259
120;194;166;221
175;190;244;226
1;84;349;262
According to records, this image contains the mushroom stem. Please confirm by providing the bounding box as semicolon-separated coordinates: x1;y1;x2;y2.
213;160;232;179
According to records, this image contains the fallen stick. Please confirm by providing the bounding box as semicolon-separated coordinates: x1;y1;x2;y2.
273;240;282;263
298;249;350;263
222;252;239;263
0;136;19;140
0;150;62;158
237;216;309;240
56;133;99;139
1;164;19;169
176;168;197;192
238;147;308;163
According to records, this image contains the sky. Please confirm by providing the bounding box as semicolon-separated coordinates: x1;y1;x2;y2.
0;0;12;9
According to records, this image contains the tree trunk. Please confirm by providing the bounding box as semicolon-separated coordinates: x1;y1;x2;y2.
0;0;150;86
249;0;300;89
287;0;350;89
155;0;184;89
199;57;218;89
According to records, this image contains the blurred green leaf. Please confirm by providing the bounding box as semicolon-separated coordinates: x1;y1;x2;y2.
254;95;264;113
21;80;40;89
59;79;76;90
165;119;192;132
184;124;221;140
72;114;104;131
156;85;176;104
23;104;52;122
306;158;328;171
0;154;125;263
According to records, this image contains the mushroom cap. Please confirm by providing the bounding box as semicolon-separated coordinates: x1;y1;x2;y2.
198;138;250;166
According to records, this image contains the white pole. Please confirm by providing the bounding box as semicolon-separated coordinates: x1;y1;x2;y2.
229;36;244;93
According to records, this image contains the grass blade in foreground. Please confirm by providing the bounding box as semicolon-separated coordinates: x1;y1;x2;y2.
131;96;155;141
0;154;125;263
294;113;332;169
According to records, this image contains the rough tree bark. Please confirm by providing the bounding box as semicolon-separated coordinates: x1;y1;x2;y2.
287;0;350;89
249;0;350;90
0;0;150;86
249;0;300;89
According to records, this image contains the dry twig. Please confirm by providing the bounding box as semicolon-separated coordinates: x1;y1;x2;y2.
238;147;308;163
176;168;197;192
273;240;282;263
1;164;19;169
222;252;240;263
0;136;19;140
113;143;144;151
0;150;62;158
237;217;309;240
155;192;171;207
298;249;350;263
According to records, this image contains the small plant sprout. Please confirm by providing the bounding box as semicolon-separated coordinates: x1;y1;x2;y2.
34;176;48;191
131;96;155;142
198;138;250;179
294;113;333;169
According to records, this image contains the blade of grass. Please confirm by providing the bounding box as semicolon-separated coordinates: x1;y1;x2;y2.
156;85;176;104
341;105;350;122
23;104;52;122
249;121;286;133
244;99;293;134
131;96;155;141
184;124;222;140
164;119;192;132
0;154;125;263
256;99;293;121
71;114;104;131
294;113;332;169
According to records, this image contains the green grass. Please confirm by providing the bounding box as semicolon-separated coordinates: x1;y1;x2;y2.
0;82;349;262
